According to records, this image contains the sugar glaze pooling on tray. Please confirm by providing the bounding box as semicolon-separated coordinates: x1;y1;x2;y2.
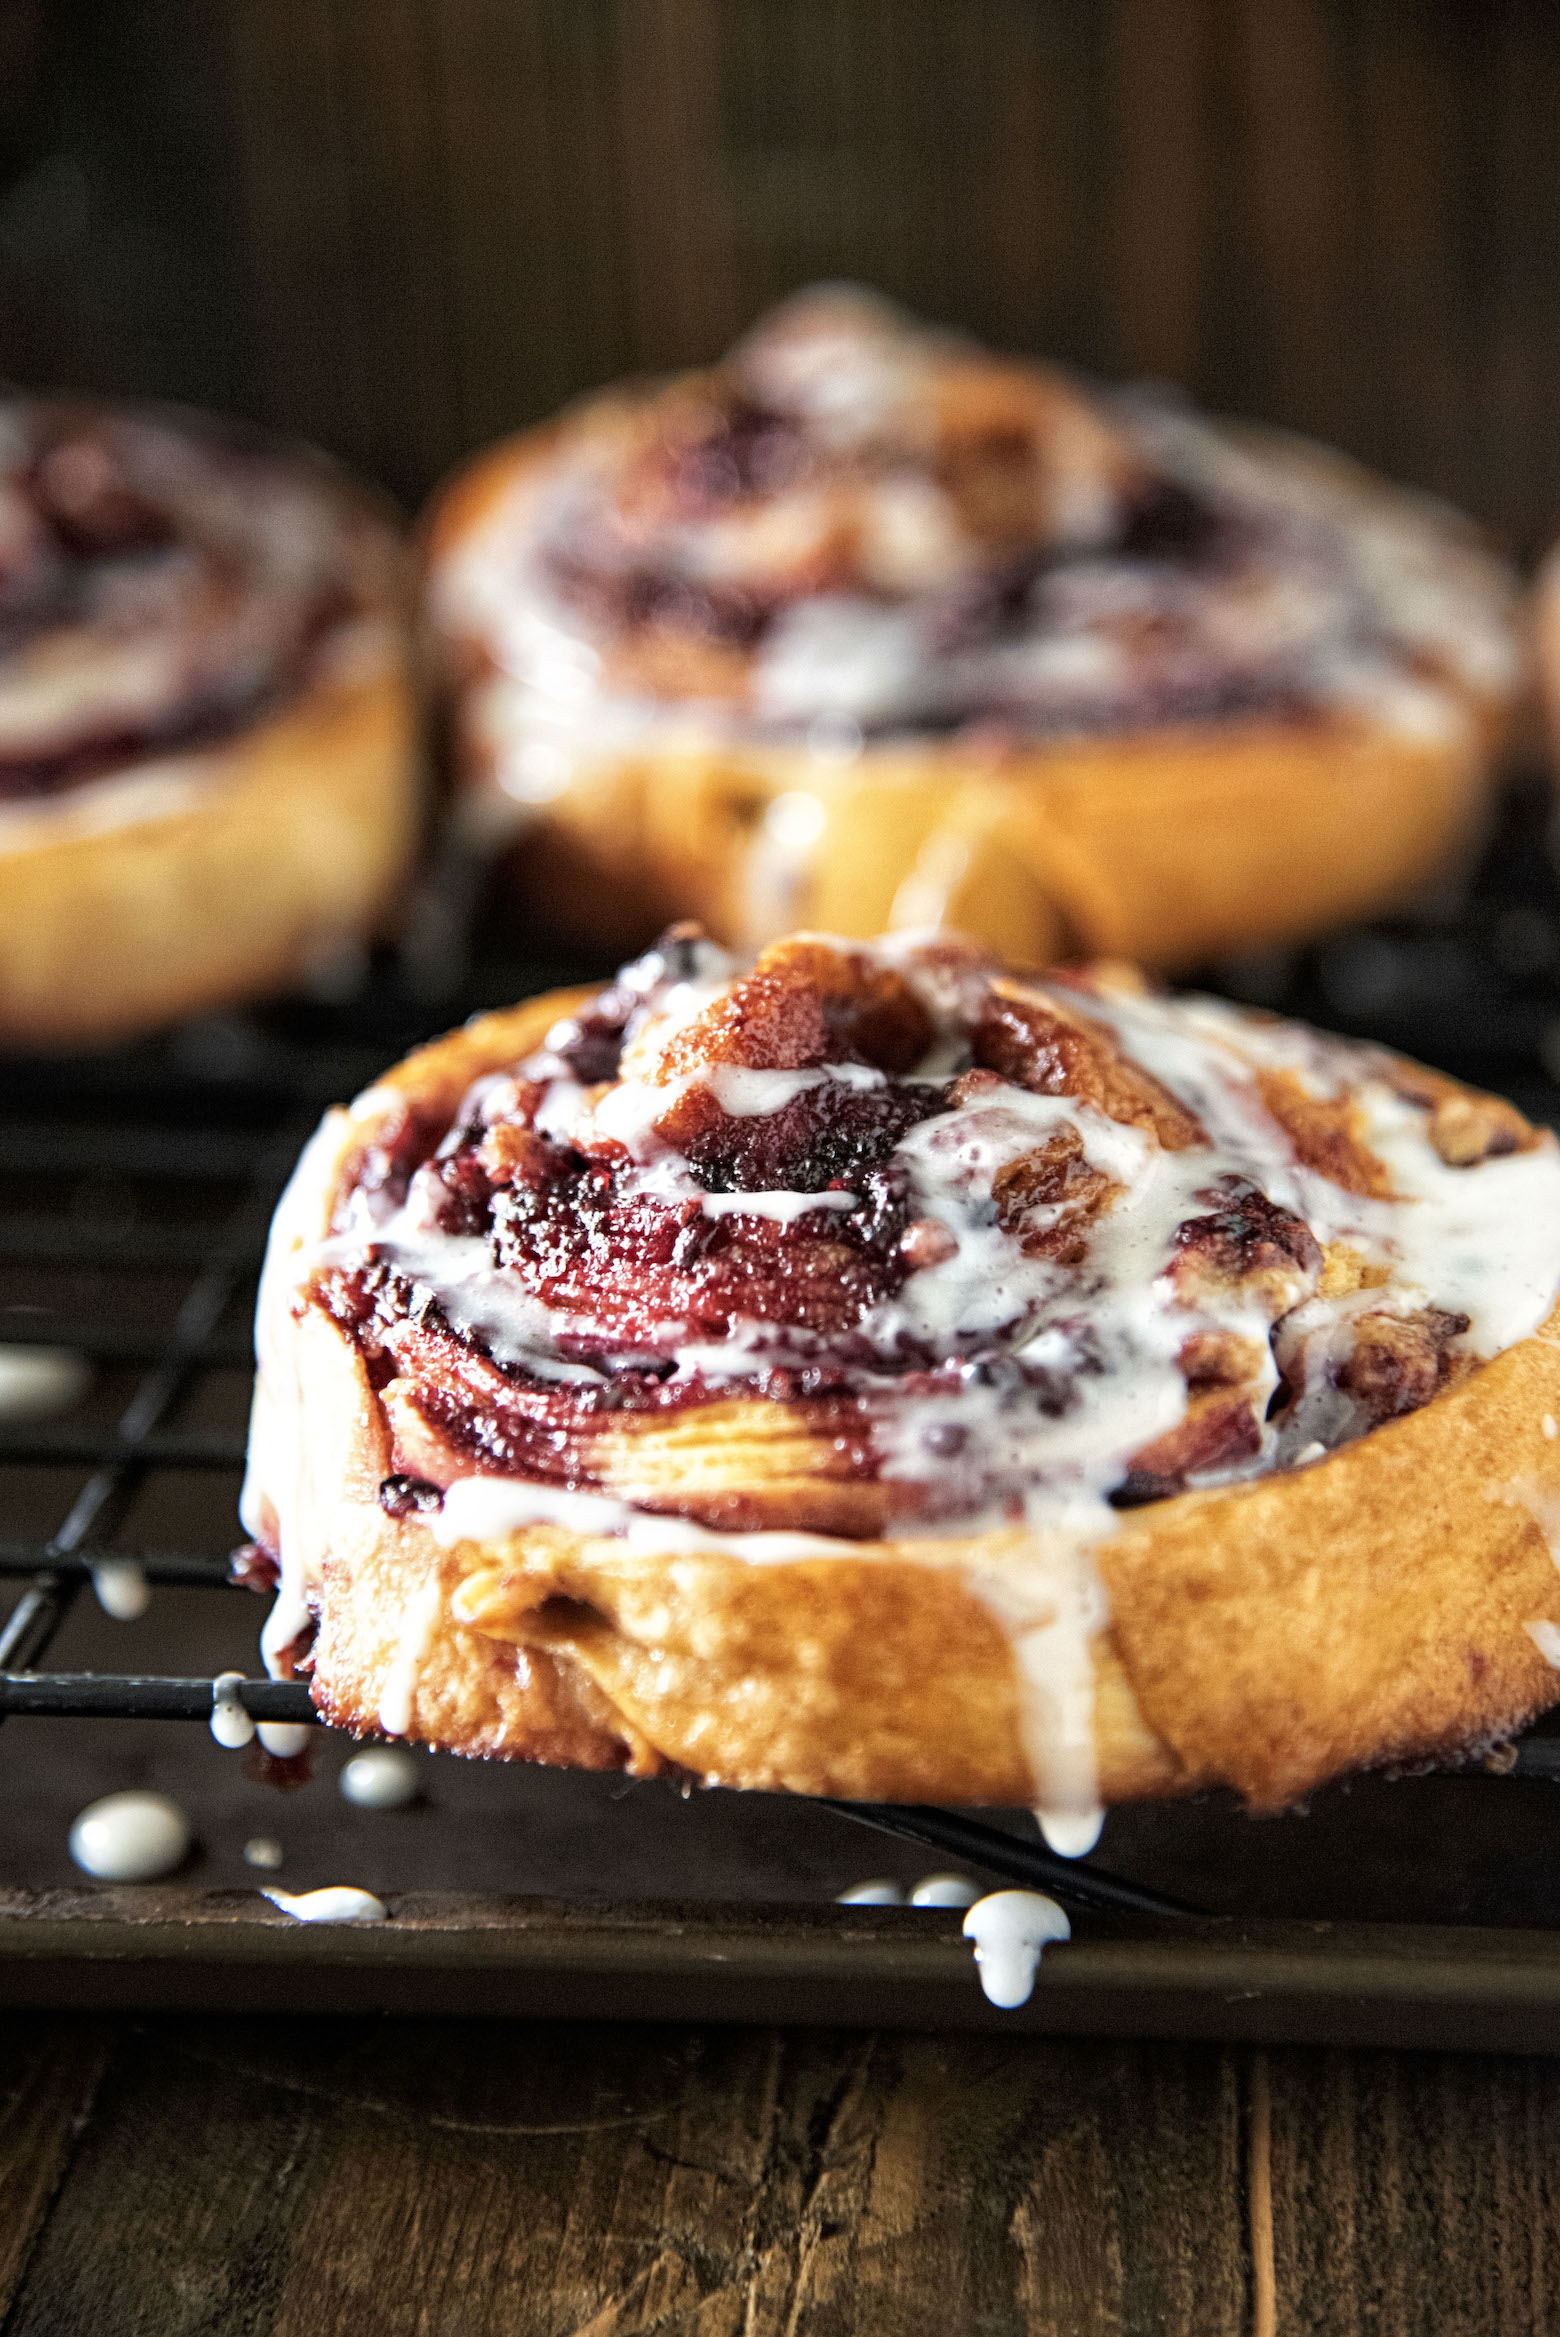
244;925;1560;1827
262;1885;387;1925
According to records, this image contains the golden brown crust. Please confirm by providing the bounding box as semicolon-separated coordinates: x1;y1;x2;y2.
253;983;1560;1811
0;636;420;1047
427;417;1514;969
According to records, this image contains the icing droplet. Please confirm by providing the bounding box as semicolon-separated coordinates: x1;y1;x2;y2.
962;1889;1071;2007
1544;1415;1557;1441
1035;1806;1105;1859
262;1885;387;1925
339;1747;422;1810
836;1878;905;1905
70;1791;190;1881
243;1837;284;1869
209;1672;255;1749
909;1873;981;1909
0;1346;90;1422
1526;1618;1560;1667
377;1576;443;1738
91;1560;148;1622
256;1722;311;1759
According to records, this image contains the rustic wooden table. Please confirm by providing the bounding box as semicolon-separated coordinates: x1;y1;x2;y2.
0;2013;1553;2334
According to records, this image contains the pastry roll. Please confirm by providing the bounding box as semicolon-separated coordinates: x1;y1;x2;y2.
243;925;1560;1820
427;287;1520;967
0;400;419;1045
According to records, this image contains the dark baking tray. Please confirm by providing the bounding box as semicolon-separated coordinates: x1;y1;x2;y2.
8;799;1560;2048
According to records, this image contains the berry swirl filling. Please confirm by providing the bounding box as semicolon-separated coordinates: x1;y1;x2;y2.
306;927;1560;1545
0;402;397;803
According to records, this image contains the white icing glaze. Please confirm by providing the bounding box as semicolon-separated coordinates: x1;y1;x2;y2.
243;1107;357;1679
698;1189;859;1225
909;1872;982;1908
963;1529;1111;1825
0;1345;90;1421
1075;983;1560;1379
378;1575;443;1738
70;1791;190;1881
1503;1477;1560;1567
711;1062;885;1113
243;1837;284;1869
315;1224;605;1381
961;1889;1071;2007
257;1722;311;1759
261;1885;387;1925
434;1473;876;1566
210;1671;256;1750
91;1560;148;1623
1035;1806;1105;1859
837;1878;904;1905
339;1746;421;1810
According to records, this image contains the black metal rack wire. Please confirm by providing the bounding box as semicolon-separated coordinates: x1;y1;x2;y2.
7;800;1560;1935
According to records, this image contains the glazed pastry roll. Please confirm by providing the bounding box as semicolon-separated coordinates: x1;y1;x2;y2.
0;400;420;1045
243;925;1560;1822
427;287;1520;967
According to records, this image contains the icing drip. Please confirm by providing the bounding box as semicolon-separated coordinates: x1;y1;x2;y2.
963;1526;1111;1827
962;1889;1071;2007
909;1873;982;1908
91;1560;148;1622
70;1791;190;1881
340;1747;421;1809
210;1671;256;1750
0;1346;90;1421
1035;1806;1105;1860
262;1886;387;1925
378;1575;443;1738
257;1721;311;1759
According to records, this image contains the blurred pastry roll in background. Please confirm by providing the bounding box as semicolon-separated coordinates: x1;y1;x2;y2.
426;287;1522;970
0;401;420;1047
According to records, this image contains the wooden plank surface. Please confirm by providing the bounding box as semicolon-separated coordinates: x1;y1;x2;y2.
6;0;1560;547
2;2016;1560;2333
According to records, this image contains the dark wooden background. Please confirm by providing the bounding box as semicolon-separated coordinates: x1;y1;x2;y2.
6;2011;1560;2334
2;0;1560;554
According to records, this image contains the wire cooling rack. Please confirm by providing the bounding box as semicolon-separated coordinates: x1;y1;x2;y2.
6;796;1560;1978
